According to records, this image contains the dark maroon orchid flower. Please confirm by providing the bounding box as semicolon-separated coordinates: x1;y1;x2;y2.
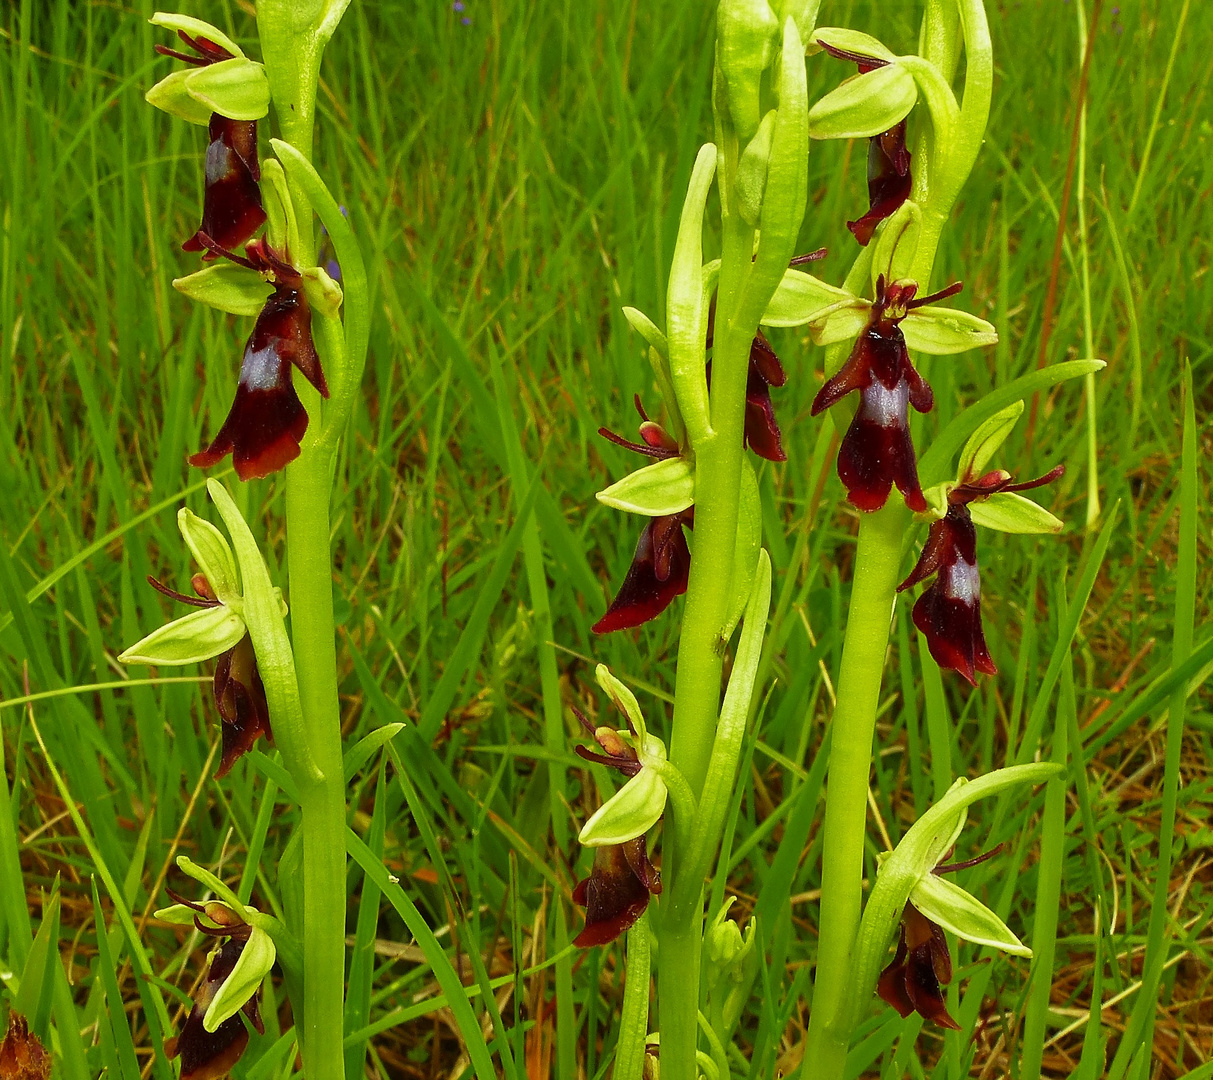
148;574;272;775
898;465;1064;684
572;837;661;947
594;400;693;634
190;239;329;480
817;41;913;246
877;901;960;1030
811;276;963;513
0;1013;50;1080
163;893;265;1080
157;32;266;257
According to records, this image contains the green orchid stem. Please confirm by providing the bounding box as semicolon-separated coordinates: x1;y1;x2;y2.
615;912;653;1080
803;502;909;1073
660;203;754;1080
286;456;348;1080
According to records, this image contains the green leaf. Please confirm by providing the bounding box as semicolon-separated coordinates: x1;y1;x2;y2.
177;507;241;605
118;605;246;666
901;305;998;354
184;58;270;122
666;144;717;446
622;306;668;359
343;723;406;782
968;491;1063;535
808;62;917;140
145;69;214;126
761;269;852;327
203;926;277;1032
737;109;777;226
149;12;245;59
15;885;60;1037
722;458;761;640
578;766;668;847
957;401;1023;482
810;27;896;63
301;265;343;318
596;456;694;517
910;873;1032;956
173;263;273;317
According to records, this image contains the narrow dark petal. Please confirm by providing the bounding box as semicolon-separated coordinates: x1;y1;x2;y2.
816;39;890;73
789;247;829;266
935;843;1004;875
146;575;220;609
1004;463;1066;493
572;843;654;947
598;426;674;460
179;32;234;64
744;374;786;462
909;509;996;684
154;44;209;66
592;514;692;634
190;287;326;480
848;122;913;246
905;280;964;310
183;116;266;257
573;745;643;778
212;637;272;778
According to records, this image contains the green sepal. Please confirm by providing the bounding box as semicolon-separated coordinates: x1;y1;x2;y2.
173;263;274;317
870;199;921;288
737;110;777;226
809;27;896;64
182;57;270;122
722;458;761;641
118;605;247;667
968;491;1063;535
301;265;343;318
578;764;668;847
203;925;277;1032
145;69;217;126
922;779;967;868
809;298;872;346
153;904;201;926
596;457;694;517
178;507;241;606
595;664;647;738
957;401;1023;483
175;856;251;919
901;305;998;355
761;268;852;327
260;159;300;261
910;872;1032;956
808;62;917;140
150;12;245;59
666;145;717;447
717;0;779;141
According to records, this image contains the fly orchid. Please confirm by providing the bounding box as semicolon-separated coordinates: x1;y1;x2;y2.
146;15;270;256
900;401;1065;683
119;503;285;775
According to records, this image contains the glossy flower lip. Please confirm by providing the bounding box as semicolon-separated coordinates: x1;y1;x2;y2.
816;40;913;246
572;837;661;947
189;241;329;481
811;276;960;513
182;115;266;258
877;901;960;1030
592;510;692;634
899;465;1064;684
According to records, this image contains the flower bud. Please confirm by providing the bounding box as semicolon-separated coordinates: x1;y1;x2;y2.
717;0;780;141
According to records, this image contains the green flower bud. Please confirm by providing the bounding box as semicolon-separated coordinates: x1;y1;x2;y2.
260;158;301;260
301;265;343;319
722;458;761;641
596;457;695;517
737;110;777;226
717;0;780;141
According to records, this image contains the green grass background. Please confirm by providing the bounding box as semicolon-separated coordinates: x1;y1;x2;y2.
0;0;1209;1077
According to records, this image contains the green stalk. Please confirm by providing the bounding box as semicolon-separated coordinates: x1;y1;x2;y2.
802;503;908;1073
615;913;654;1080
285;457;349;1080
659;206;754;1080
